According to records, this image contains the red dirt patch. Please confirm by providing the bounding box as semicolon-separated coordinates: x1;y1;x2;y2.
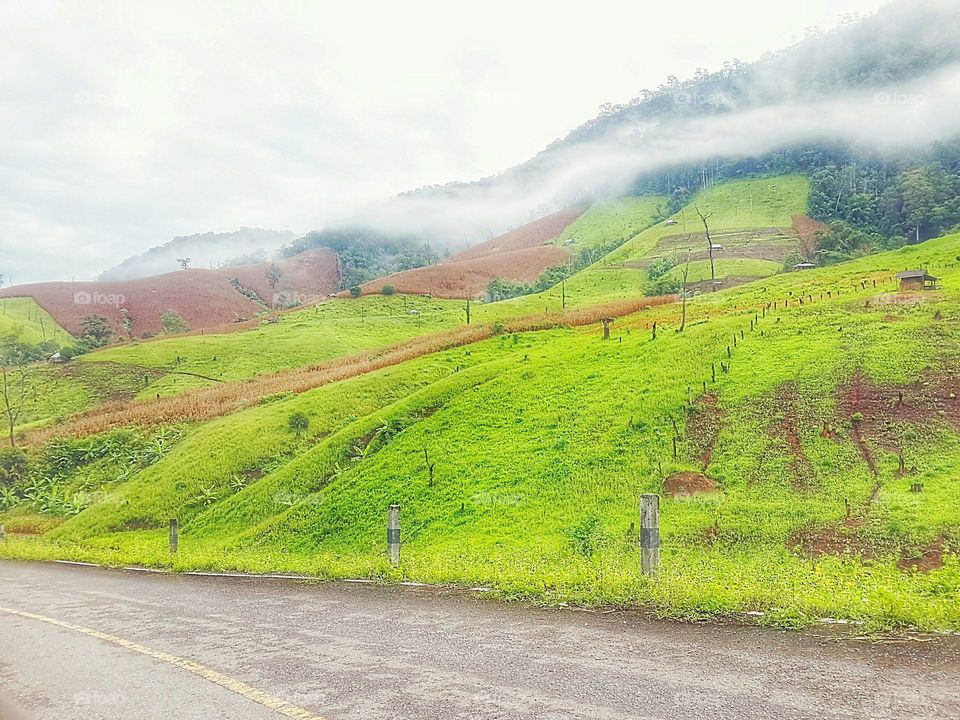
358;209;585;298
792;214;828;258
840;369;960;466
664;471;717;497
898;537;946;573
767;384;815;490
0;249;339;337
685;394;724;470
790;523;880;560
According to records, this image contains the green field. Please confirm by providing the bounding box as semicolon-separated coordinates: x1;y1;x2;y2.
85;294;467;397
5;229;960;631
479;176;808;313
34;178;802;406
0;297;71;345
549;196;668;250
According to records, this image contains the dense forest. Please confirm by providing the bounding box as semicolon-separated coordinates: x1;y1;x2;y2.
629;141;960;264
281;228;439;290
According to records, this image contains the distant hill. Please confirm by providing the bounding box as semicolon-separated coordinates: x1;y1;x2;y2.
99;227;297;281
0;249;338;338
318;0;960;252
356;209;586;298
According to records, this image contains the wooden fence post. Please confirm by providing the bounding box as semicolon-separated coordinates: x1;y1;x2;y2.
640;494;660;576
388;504;401;567
169;519;179;554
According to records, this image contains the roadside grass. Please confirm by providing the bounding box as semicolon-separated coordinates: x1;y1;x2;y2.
6;233;960;631
0;296;71;345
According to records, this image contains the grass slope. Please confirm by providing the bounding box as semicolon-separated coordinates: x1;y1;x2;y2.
0;297;71;344
85;295;466;397
8;233;960;631
548;196;668;250
488;176;808;313
39;179;793;409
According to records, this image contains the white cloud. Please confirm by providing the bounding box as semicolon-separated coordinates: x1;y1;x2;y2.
0;0;896;282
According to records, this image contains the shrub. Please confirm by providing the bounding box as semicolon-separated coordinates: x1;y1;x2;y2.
161;310;191;334
349;286;362;298
382;285;396;296
287;411;310;438
647;257;676;280
646;277;682;296
0;448;29;487
567;516;606;558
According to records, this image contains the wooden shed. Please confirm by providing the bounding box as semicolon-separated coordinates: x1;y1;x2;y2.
896;270;940;291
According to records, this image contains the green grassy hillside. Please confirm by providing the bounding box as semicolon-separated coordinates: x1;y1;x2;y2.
6;231;960;631
480;176;808;314
548;196;668;250
39;178;794;412
0;297;71;344
85;295;466;397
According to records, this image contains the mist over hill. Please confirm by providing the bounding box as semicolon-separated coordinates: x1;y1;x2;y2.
99;227;297;281
314;0;960;247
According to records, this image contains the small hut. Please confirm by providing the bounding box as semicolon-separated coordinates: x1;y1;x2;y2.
793;261;816;271
896;270;940;291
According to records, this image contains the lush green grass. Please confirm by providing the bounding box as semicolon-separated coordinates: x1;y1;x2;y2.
8;233;960;631
662;258;784;285
0;297;71;344
478;176;809;314
41;178;800;405
549;196;668;250
85;295;467;391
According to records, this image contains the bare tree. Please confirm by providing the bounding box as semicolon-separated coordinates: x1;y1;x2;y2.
695;206;717;290
678;254;691;332
1;362;35;447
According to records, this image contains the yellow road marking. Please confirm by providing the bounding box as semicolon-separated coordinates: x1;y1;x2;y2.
0;606;325;720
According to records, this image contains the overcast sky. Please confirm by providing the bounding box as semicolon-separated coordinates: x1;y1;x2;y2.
0;0;891;283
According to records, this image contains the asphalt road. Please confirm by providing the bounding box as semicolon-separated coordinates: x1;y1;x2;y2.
0;561;957;720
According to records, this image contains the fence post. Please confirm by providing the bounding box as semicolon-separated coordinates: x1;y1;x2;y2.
169;519;179;554
388;504;401;567
0;524;5;542
640;494;660;576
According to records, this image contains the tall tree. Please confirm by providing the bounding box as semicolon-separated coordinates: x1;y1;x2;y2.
0;349;36;447
695;207;717;290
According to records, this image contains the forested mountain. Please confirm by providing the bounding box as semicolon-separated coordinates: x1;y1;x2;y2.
292;0;960;263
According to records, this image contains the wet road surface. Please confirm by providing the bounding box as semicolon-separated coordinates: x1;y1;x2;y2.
0;560;958;719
